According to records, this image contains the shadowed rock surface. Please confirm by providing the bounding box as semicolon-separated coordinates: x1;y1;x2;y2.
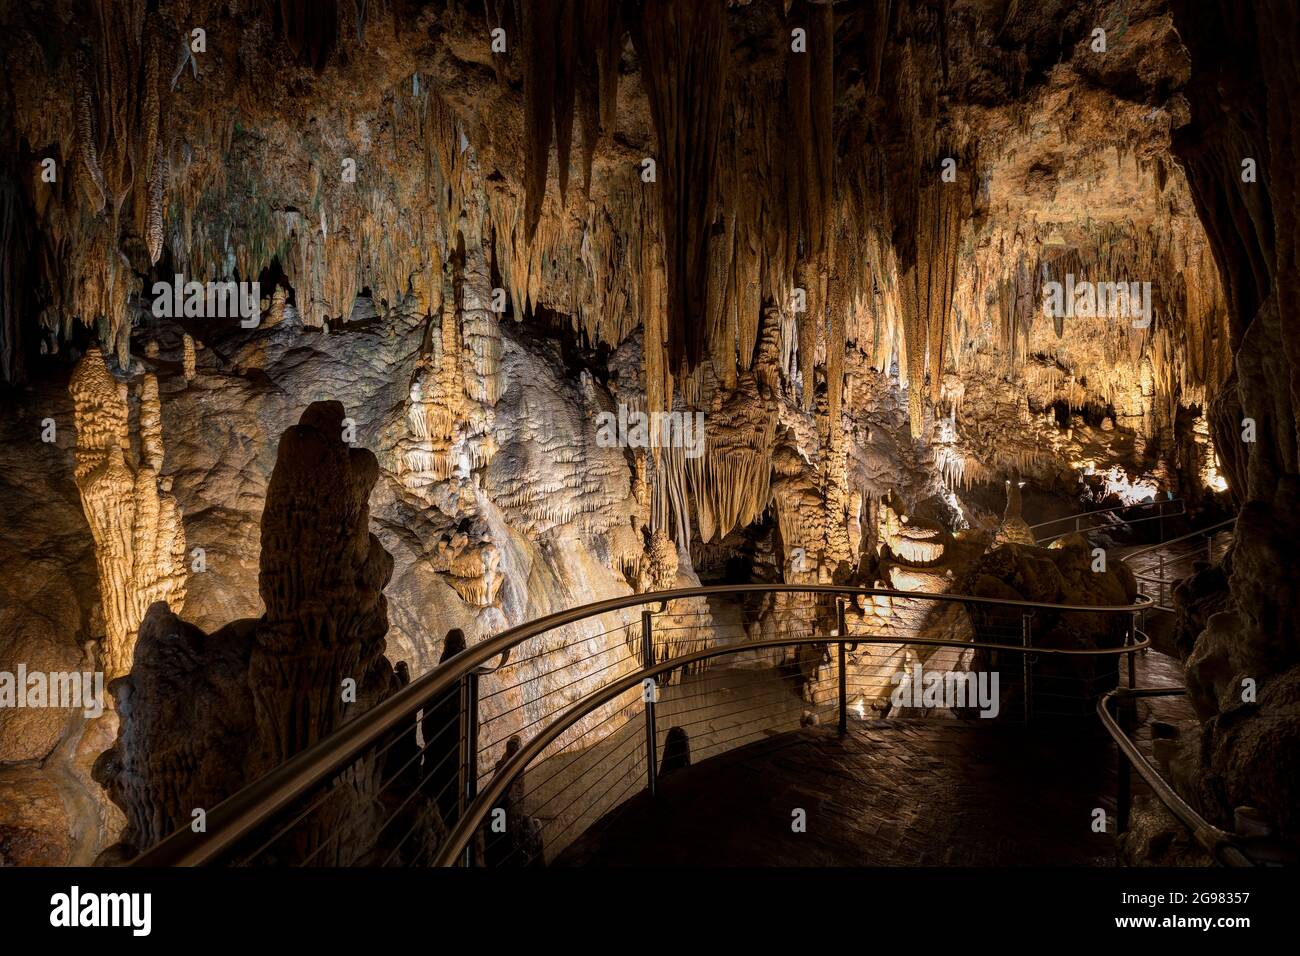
93;401;405;863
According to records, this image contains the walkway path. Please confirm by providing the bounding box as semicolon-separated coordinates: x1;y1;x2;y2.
556;719;1121;865
554;649;1186;866
1119;532;1229;580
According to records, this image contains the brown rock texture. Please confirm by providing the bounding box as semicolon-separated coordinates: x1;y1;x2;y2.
95;402;402;862
68;349;187;679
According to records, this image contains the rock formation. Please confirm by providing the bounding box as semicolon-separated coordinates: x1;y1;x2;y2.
995;480;1038;548
95;402;402;863
68;349;187;679
1115;0;1300;857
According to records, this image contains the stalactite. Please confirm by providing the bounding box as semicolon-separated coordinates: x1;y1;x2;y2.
74;51;107;215
897;156;974;437
553;0;578;204
520;0;558;242
632;0;728;379
0;169;28;386
641;205;672;416
578;0;624;196
862;0;894;96
795;262;817;410
787;0;834;263
134;34;159;247
145;136;165;265
685;371;776;543
0;0;1242;614
706;222;736;391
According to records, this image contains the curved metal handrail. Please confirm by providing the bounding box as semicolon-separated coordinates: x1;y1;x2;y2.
1030;497;1185;546
433;626;1152;866
1127;516;1236;571
1098;687;1253;867
1128;517;1236;611
133;583;1153;866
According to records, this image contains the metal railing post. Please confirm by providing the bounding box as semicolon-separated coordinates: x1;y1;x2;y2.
1112;697;1133;832
1021;613;1033;725
133;582;1159;868
1207;532;1214;562
1115;614;1135;834
836;598;847;735
642;609;658;798
458;670;479;867
1127;617;1137;690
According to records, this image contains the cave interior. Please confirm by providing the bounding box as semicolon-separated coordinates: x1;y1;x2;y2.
0;0;1297;868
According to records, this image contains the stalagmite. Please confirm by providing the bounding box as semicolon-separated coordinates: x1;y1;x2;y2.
0;0;1280;868
251;402;393;770
69;349;187;679
96;402;403;863
182;334;196;382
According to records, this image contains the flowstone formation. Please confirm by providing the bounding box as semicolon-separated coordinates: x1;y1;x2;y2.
95;402;403;863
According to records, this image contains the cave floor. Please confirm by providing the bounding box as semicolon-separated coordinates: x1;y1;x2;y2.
554;721;1119;866
554;650;1190;866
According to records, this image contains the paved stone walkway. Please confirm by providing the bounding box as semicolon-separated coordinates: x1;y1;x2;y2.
556;719;1124;866
1118;531;1229;579
548;633;1196;867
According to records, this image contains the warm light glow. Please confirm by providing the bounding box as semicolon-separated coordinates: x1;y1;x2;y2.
940;486;970;530
1074;461;1159;504
1194;417;1229;492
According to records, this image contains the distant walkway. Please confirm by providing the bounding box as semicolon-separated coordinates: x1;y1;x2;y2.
1119;520;1233;614
1118;532;1229;579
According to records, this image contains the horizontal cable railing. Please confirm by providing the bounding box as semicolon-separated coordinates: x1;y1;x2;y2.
1029;497;1185;546
1128;517;1236;611
131;583;1153;868
437;625;1151;867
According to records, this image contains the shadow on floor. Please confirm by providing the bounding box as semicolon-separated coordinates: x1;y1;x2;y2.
555;720;1123;866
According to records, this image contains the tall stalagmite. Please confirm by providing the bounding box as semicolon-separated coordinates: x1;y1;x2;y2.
69;349;187;679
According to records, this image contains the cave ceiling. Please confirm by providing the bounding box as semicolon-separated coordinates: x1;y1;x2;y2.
2;0;1227;403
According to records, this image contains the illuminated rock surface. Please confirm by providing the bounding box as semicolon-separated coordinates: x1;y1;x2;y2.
0;0;1294;865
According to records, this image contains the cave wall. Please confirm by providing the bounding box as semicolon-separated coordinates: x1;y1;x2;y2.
1147;0;1300;842
0;0;1232;506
